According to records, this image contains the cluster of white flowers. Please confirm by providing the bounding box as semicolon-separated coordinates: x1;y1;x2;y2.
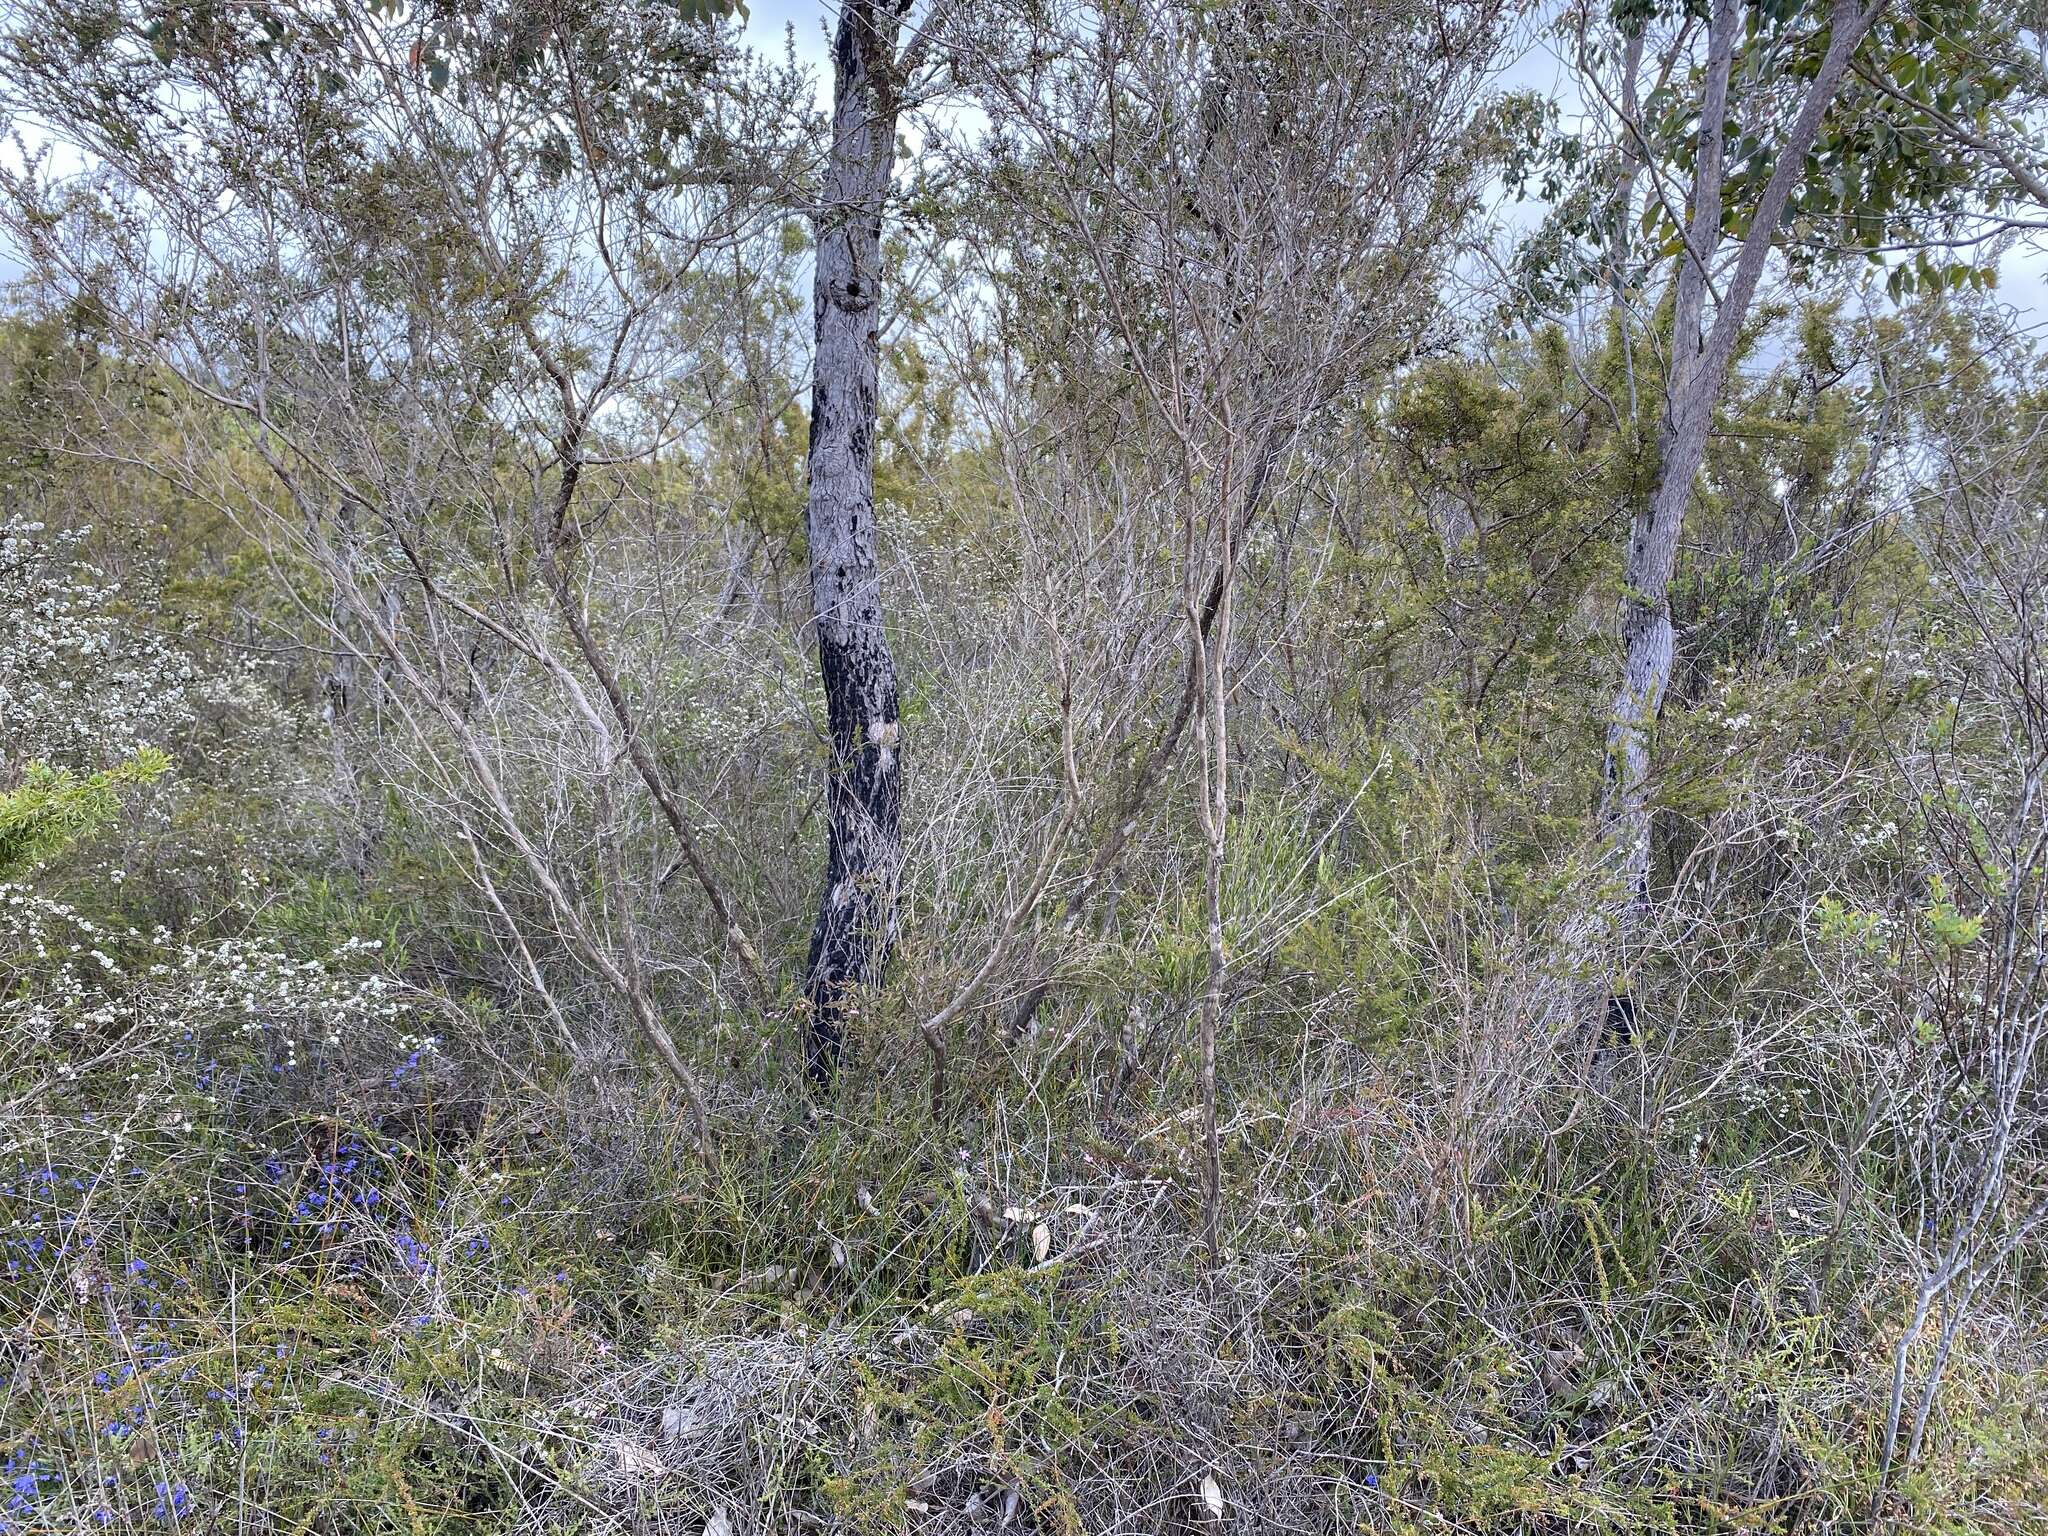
1782;616;1846;662
176;934;400;1051
1848;818;1901;851
0;522;198;771
1727;1068;1816;1119
655;630;812;746
2;884;406;1083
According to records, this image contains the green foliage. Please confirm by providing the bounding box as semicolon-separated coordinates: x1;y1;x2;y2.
1815;893;1887;955
1514;0;2039;309
1920;873;1984;951
0;747;169;878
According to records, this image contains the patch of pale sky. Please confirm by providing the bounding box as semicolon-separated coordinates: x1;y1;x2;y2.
2;1;2042;325
736;1;2044;326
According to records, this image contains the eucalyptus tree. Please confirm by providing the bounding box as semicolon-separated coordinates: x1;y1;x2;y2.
799;0;957;1081
1602;0;1886;1038
1513;0;2023;1038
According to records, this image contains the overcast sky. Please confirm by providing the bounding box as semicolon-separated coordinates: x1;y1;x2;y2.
734;0;2044;327
4;1;2042;330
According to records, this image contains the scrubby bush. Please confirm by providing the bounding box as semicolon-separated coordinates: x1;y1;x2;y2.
0;1;2044;1526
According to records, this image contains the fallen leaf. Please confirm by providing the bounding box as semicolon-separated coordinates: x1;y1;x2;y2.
615;1441;666;1482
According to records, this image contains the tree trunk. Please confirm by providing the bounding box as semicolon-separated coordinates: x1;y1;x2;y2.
1595;0;1885;1038
805;0;904;1081
1189;511;1237;1268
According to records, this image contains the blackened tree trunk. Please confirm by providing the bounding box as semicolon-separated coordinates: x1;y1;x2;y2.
805;0;905;1080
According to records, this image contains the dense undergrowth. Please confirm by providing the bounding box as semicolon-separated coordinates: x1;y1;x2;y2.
8;870;2046;1535
0;22;2044;1520
5;306;2047;1531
